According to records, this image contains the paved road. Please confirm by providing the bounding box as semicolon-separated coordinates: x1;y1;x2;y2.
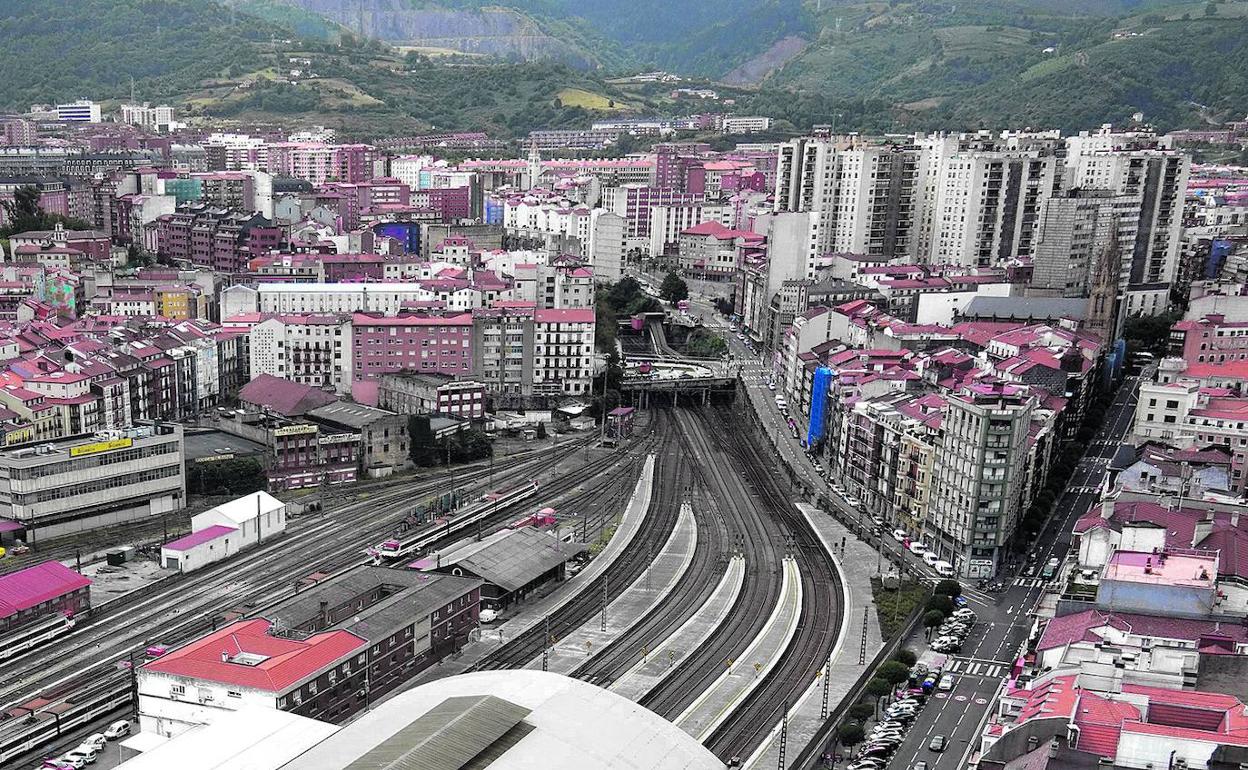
879;375;1141;770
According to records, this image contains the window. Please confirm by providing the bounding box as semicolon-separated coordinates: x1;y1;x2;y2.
171;684;186;697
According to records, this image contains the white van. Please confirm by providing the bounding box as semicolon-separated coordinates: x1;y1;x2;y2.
933;560;955;577
922;551;940;567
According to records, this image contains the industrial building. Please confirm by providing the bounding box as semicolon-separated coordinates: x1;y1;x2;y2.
0;423;185;540
418;526;587;610
138;568;480;738
0;560;91;634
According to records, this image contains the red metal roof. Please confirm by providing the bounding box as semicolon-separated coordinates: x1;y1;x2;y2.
0;561;91;620
142;618;366;692
163;525;238;552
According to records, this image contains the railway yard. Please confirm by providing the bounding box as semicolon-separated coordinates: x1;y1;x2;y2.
3;394;855;770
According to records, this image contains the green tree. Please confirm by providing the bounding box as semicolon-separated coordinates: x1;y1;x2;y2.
877;660;912;685
407;415;440;467
838;721;866;748
926;594;954;615
444;428;492;463
865;677;893;700
659;270;689;304
923;609;947;631
1;186;43;235
848;703;876;722
933;579;962;598
892;648;917;667
1206;2;1218;16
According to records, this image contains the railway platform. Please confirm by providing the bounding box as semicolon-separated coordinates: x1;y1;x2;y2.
740;502;885;769
405;454;657;686
675;557;803;740
527;502;697;674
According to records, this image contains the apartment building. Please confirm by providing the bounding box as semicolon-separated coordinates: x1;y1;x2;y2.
249;315;353;392
927;383;1035;577
350;312;474;393
601;184;701;248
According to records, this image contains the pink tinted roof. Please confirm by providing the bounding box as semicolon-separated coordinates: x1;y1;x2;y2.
142;618;366;692
163;525;238;552
0;561;91;619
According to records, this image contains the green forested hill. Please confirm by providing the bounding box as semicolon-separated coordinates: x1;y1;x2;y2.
0;0;1243;137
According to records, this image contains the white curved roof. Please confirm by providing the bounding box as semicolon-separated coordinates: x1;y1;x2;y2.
281;670;724;770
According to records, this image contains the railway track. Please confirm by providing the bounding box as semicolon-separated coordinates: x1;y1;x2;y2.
0;433;647;765
637;407;786;721
472;410;690;672
700;402;843;762
570;473;729;686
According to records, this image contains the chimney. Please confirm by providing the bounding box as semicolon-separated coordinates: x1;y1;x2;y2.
1193;511;1214;547
1049;738;1060;758
221;651;229;662
318;600;329;627
1027;736;1039;752
1233;511;1241;529
1101;494;1116;520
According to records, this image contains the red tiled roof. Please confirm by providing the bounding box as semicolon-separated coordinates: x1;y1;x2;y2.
0;561;91;620
239;374;338;418
142;618;366;693
1038;608;1248;652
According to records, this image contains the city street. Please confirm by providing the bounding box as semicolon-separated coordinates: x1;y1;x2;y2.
880;374;1141;770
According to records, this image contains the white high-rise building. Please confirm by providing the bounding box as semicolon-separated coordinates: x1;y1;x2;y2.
55;100;102;123
1063;127;1190;317
120;103;175;132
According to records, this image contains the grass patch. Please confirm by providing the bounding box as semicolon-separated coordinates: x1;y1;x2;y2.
871;576;929;639
557;87;627;111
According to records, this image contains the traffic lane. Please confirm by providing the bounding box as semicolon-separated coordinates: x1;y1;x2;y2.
887;673;999;770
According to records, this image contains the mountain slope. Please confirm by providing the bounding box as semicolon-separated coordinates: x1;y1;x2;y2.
0;0;281;109
763;0;1248;130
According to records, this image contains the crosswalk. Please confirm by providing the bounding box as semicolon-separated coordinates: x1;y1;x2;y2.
1012;576;1047;588
945;657;1008;679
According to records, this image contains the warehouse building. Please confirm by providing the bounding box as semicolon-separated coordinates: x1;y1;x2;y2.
0;560;91;634
0;423;185;539
138;568;480;738
417;527;587;610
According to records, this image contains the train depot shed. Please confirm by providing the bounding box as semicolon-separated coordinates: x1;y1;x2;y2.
0;560;91;633
415;527;587;610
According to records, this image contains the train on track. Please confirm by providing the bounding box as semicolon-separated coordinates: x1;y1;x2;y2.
373;481;540;561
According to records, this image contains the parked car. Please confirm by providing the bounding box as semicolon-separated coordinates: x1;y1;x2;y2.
103;720;131;740
908;541;929;556
81;735;107;753
922;551;940;567
64;747;96;765
54;758;85;770
479;608;499;624
892;529;908;542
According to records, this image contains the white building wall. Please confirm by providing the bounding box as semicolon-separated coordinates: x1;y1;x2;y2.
137;669;275;738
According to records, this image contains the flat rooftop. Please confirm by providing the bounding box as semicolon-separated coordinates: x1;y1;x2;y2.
182;429;267;462
1103;550;1218;589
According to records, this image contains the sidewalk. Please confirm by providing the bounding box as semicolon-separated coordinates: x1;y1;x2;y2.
407;454;657;685
611;554;745;701
676;557;803;741
743;503;885;769
526;503;697;675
